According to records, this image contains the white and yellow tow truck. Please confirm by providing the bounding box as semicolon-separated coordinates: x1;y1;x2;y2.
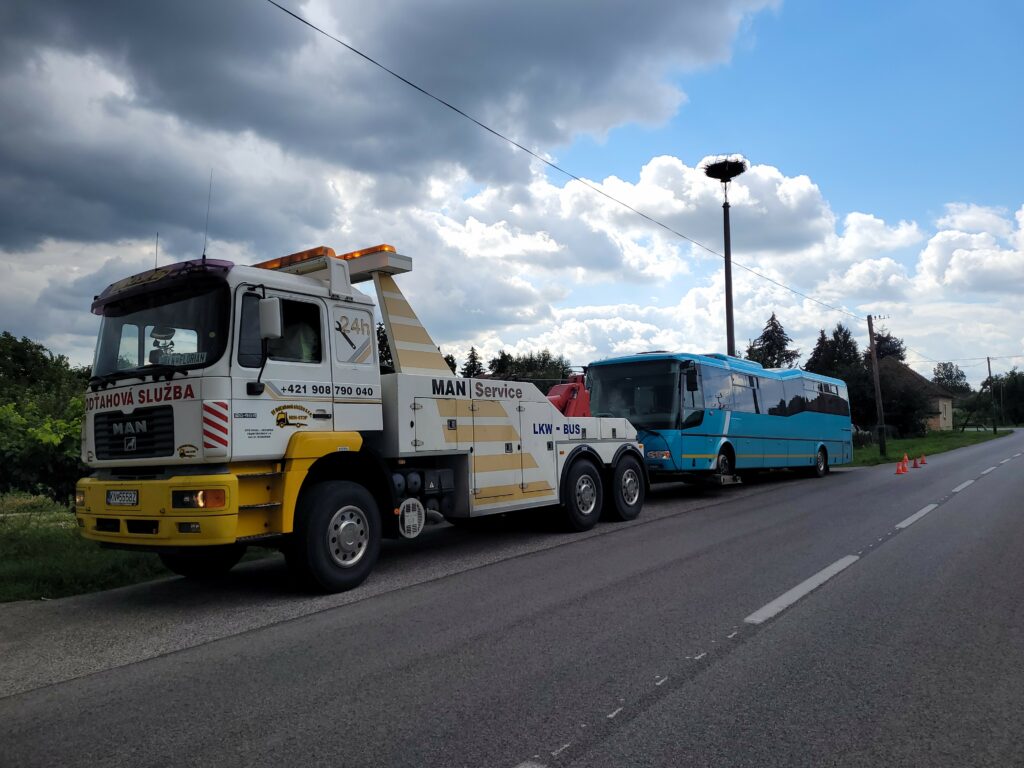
75;244;646;591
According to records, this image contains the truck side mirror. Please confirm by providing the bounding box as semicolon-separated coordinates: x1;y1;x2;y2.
685;368;699;392
258;297;283;340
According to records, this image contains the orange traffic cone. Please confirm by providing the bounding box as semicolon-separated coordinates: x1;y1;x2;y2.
920;454;927;465
895;461;906;475
903;453;909;463
912;457;920;469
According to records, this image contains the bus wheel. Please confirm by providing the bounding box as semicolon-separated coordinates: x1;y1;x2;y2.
812;447;829;478
563;460;603;532
289;481;381;593
606;455;644;521
715;448;733;477
159;545;245;580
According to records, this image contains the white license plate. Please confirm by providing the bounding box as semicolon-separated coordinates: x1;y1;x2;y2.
106;490;139;506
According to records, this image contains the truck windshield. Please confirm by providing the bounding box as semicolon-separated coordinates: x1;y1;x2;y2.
589;360;684;430
91;280;230;380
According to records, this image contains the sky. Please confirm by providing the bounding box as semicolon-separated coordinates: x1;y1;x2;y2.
1;0;1022;388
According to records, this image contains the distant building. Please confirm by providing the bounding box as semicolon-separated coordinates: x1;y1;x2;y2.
879;358;955;431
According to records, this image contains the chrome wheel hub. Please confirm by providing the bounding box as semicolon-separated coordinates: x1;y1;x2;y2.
327;505;369;568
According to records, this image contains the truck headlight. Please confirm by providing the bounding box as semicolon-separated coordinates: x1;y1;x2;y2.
647;450;672;460
74;489;86;507
171;489;226;509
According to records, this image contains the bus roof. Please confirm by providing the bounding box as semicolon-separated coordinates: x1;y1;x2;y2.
588;351;849;388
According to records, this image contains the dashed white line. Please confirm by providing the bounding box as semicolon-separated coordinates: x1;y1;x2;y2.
981;466;997;475
1001;458;1011;464
952;480;974;493
694;651;707;660
655;676;668;686
726;631;738;639
1015;453;1022;458
744;555;860;625
896;503;938;530
515;762;548;768
551;743;571;757
607;707;623;719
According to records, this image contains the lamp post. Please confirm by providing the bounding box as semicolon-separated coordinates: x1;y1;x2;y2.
704;155;748;357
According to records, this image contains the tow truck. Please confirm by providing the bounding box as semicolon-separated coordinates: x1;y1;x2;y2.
75;245;646;592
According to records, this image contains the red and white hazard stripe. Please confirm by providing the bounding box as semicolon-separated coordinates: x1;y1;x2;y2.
202;401;230;450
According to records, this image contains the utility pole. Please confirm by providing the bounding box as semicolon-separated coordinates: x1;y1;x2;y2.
987;356;997;434
703;156;748;358
867;314;886;456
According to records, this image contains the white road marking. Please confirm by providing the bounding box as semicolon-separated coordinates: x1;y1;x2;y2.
952;480;974;493
694;651;707;660
1015;453;1022;458
655;676;668;686
982;466;997;475
515;763;548;768
551;744;571;757
744;555;860;625
726;631;738;639
1001;458;1011;464
896;503;938;530
607;707;623;719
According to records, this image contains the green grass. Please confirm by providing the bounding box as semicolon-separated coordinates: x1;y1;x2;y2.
852;429;1010;467
0;493;171;602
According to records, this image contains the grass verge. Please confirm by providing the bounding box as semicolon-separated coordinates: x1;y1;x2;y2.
853;429;1011;467
0;494;172;602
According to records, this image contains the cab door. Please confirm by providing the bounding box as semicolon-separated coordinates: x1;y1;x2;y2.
231;289;334;461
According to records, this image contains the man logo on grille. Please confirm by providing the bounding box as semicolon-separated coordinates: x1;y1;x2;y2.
124;436;137;452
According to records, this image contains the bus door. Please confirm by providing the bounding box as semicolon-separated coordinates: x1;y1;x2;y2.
729;374;763;469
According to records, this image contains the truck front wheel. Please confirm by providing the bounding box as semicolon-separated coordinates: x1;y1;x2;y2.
159;545;246;580
289;481;381;593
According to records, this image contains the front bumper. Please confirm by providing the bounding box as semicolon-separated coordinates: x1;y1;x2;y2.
76;474;238;547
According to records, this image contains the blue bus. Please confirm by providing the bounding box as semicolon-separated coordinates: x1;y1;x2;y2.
587;352;852;481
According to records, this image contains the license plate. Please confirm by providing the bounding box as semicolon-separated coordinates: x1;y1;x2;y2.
106;489;139;506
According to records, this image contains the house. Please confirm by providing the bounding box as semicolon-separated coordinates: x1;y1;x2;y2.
879;357;955;431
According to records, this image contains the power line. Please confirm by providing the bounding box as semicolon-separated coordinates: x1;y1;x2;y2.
263;0;863;321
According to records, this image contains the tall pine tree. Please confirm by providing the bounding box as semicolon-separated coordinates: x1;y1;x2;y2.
745;313;800;368
460;346;485;378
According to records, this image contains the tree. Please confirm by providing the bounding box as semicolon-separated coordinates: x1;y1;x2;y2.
803;330;833;374
376;323;393;369
865;326;906;363
443;353;457;375
932;362;971;396
0;332;90;500
487;348;573;390
745;313;800;369
460;347;485;378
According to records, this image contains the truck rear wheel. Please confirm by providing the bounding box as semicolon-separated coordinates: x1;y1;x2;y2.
606;454;644;521
159;545;245;580
289;481;381;593
562;459;603;532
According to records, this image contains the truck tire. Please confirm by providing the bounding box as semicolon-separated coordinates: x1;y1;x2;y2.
562;459;603;532
605;454;644;521
159;545;245;580
289;481;381;593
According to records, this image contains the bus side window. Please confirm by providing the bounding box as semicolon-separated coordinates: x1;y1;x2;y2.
760;378;787;416
731;375;757;414
701;366;732;410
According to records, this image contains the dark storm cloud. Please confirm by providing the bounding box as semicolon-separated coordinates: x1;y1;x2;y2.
0;0;771;250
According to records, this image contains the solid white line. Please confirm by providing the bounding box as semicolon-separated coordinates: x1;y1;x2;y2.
1015;453;1022;458
744;555;860;625
981;466;997;475
952;480;974;493
1001;459;1011;464
896;503;939;530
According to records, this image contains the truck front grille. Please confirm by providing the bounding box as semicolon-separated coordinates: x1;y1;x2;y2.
94;406;175;460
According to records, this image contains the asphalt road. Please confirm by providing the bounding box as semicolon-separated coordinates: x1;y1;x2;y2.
2;431;1023;767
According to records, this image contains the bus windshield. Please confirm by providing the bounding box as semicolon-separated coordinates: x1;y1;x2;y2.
590;360;697;430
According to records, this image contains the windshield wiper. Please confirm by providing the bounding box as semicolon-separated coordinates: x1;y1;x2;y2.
88;369;147;391
139;363;188;382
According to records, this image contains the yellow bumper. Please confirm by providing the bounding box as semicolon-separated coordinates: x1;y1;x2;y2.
76;473;249;547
